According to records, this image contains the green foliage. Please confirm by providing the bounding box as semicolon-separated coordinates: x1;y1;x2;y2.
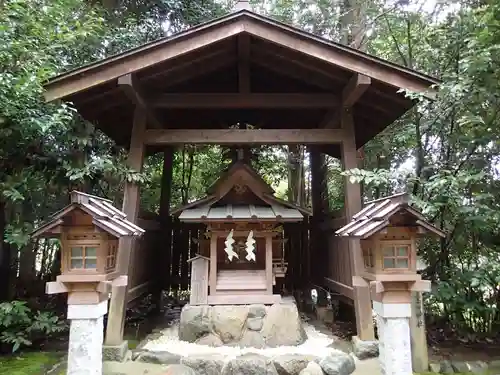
0;301;66;352
0;352;63;375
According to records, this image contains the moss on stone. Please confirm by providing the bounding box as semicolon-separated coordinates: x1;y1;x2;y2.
0;352;63;375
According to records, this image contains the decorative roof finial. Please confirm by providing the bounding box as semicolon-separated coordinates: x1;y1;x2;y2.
233;0;251;12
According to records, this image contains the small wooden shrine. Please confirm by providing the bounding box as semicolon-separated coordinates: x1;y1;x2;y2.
173;158;310;305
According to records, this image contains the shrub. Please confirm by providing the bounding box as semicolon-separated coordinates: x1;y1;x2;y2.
0;301;66;353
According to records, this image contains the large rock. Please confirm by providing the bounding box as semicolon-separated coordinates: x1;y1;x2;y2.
248;304;267;318
181;354;225;375
239;330;265;348
212;305;248;343
273;354;319;375
195;333;224;347
261;304;307;347
351;336;379;360
246;317;264;331
136;351;181;365
222;354;278;375
179;305;212;342
161;364;196;375
299;362;324;375
319;350;356;375
451;361;488;374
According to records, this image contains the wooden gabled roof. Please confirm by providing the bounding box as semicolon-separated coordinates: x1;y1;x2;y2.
171;161;311;221
335;193;445;239
32;191;145;239
43;9;438;156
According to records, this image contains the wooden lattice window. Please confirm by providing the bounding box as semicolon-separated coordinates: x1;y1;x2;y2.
382;245;410;269
70;246;97;270
363;247;374;268
106;241;118;270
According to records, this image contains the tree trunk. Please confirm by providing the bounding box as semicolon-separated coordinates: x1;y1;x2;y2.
0;200;11;301
287;145;304;206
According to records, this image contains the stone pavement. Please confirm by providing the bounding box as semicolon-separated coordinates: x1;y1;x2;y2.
102;358;382;375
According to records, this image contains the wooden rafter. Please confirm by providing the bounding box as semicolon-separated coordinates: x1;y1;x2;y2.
118;74;161;129
143;128;347;145
150;93;337;108
319;73;371;129
342;73;371;107
144;48;236;86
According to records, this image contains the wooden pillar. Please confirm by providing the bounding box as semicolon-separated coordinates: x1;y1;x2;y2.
105;108;146;345
265;233;273;294
153;147;173;308
209;234;218;296
341;109;375;340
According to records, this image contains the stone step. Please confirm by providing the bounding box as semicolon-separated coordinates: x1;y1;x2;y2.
129;351;357;375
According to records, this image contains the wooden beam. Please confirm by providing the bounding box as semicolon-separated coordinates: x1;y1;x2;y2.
118;74;161;128
238;34;250;93
144;128;347;145
151;93;338;108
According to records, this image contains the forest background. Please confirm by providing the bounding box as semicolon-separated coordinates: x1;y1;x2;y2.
0;0;499;353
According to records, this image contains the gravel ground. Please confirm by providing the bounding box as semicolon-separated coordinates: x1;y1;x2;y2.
142;322;338;359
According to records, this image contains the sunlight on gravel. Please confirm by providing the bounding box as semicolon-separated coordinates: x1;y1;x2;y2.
143;322;337;359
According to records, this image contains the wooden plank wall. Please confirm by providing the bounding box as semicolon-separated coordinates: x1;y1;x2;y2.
323;214;355;300
283;217;310;291
165;219;202;292
127;220;160;302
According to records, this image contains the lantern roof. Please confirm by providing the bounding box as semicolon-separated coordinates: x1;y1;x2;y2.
335;192;445;239
32;191;145;239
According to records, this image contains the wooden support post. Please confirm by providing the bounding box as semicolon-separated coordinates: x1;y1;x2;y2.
105;108;146;345
265;233;273;294
209;234;218;296
410;291;429;372
341;109;375;341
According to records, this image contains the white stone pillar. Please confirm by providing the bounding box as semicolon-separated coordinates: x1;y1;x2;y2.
67;300;108;375
373;301;412;375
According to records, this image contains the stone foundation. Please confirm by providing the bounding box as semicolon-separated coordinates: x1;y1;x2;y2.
179;302;307;348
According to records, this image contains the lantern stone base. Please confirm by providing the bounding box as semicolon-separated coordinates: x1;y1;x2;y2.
179;302;307;348
103;340;129;362
373;301;412;375
67;301;107;375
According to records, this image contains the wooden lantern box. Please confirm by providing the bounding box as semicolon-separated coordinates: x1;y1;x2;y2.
32;191;144;302
336;193;446;302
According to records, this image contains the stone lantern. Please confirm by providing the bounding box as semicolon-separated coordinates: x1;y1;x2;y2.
32;191;144;375
336;192;445;375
